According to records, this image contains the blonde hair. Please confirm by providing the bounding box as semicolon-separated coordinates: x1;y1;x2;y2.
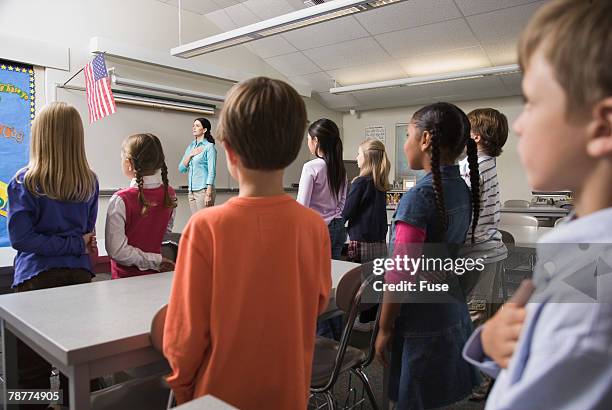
122;133;176;216
518;0;612;119
24;102;96;201
358;139;391;192
216;77;306;170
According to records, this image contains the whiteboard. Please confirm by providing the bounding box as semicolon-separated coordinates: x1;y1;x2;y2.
57;87;309;190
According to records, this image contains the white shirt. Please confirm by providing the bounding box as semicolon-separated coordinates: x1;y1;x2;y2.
104;174;175;271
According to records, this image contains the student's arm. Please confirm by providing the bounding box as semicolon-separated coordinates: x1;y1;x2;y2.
341;178;365;222
336;180;348;215
164;220;213;405
7;180;86;256
376;221;425;366
318;225;332;314
178;145;192;173
205;145;216;186
87;178;99;233
462;326;501;378
104;195;162;270
297;163;315;207
166;208;176;234
481;309;612;409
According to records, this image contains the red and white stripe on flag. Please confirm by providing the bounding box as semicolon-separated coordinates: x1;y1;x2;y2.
83;54;116;123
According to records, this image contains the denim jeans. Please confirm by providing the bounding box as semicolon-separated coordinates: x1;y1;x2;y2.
327;217;346;260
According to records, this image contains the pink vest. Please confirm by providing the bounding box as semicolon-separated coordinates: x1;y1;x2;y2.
111;185;175;279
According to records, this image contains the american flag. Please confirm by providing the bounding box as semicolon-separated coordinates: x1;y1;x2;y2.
83;54;116;123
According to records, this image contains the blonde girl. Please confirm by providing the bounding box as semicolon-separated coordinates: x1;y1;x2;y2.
342;138;391;263
7;101;98;395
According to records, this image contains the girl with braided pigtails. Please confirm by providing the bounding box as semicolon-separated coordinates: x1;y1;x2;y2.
105;133;177;279
374;102;481;409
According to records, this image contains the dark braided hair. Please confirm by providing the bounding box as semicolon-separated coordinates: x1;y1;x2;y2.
123;133;177;216
466;138;480;243
411;103;479;240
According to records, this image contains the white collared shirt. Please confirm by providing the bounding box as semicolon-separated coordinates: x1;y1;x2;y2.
104;174;175;271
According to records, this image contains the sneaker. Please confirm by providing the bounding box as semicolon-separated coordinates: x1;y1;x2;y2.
353;318;374;332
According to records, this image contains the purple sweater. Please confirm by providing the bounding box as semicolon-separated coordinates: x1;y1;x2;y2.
297;158;346;224
7;169;99;287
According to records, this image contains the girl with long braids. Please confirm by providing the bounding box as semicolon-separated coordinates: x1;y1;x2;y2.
297;118;347;259
375;102;481;409
179;118;217;213
105;133;177;279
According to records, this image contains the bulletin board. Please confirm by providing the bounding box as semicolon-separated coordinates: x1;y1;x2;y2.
0;60;34;247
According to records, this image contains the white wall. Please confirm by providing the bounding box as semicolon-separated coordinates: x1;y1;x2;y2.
342;96;531;203
0;0;342;234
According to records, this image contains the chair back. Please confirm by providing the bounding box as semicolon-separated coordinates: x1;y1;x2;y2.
554;216;568;227
504;199;531;208
500;213;538;227
161;241;179;263
150;304;168;353
321;262;381;389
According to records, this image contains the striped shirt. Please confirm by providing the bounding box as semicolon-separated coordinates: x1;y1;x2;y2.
459;154;507;263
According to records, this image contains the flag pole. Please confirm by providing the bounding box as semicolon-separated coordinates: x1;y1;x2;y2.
62;67;84;87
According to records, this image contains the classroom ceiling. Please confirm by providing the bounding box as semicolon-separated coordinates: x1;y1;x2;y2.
157;0;548;112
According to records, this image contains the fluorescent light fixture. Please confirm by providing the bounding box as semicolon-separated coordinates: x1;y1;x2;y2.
329;64;521;94
112;75;225;102
171;0;407;58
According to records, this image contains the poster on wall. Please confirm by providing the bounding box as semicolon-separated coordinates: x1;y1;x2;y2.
0;60;34;247
365;125;386;143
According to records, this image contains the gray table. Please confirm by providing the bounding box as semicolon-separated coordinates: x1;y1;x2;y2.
501;206;569;218
172;395;236;409
0;260;359;410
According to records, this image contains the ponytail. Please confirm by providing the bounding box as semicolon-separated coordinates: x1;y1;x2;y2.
309;119;346;201
195;117;215;144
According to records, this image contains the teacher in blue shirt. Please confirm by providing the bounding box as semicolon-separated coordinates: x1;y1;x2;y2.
179;118;217;213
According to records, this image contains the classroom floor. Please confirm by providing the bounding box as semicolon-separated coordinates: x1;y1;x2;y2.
320;329;485;410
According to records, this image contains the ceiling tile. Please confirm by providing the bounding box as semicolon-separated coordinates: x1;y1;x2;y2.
282;16;369;50
467;1;547;64
314;92;361;110
242;0;296;20
176;0;222;14
205;9;238;31
302;37;392;71
399;46;491;76
224;3;260;26
355;0;462;35
246;36;298;58
289;72;334;93
265;52;322;76
376;18;479;59
327;62;407;86
454;0;539;16
213;0;241;7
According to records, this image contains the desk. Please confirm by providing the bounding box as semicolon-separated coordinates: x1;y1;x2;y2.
173;395;237;409
0;260;358;410
499;226;553;248
501;206;568;218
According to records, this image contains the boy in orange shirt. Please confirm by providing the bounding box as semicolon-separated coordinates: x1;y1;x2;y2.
163;77;332;409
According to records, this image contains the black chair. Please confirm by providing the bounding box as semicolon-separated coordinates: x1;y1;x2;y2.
310;261;381;410
499;230;534;300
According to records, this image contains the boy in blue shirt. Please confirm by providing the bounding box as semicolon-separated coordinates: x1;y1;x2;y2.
463;1;612;409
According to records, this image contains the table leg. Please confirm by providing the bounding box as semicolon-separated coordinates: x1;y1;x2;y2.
1;320;18;410
68;365;90;410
